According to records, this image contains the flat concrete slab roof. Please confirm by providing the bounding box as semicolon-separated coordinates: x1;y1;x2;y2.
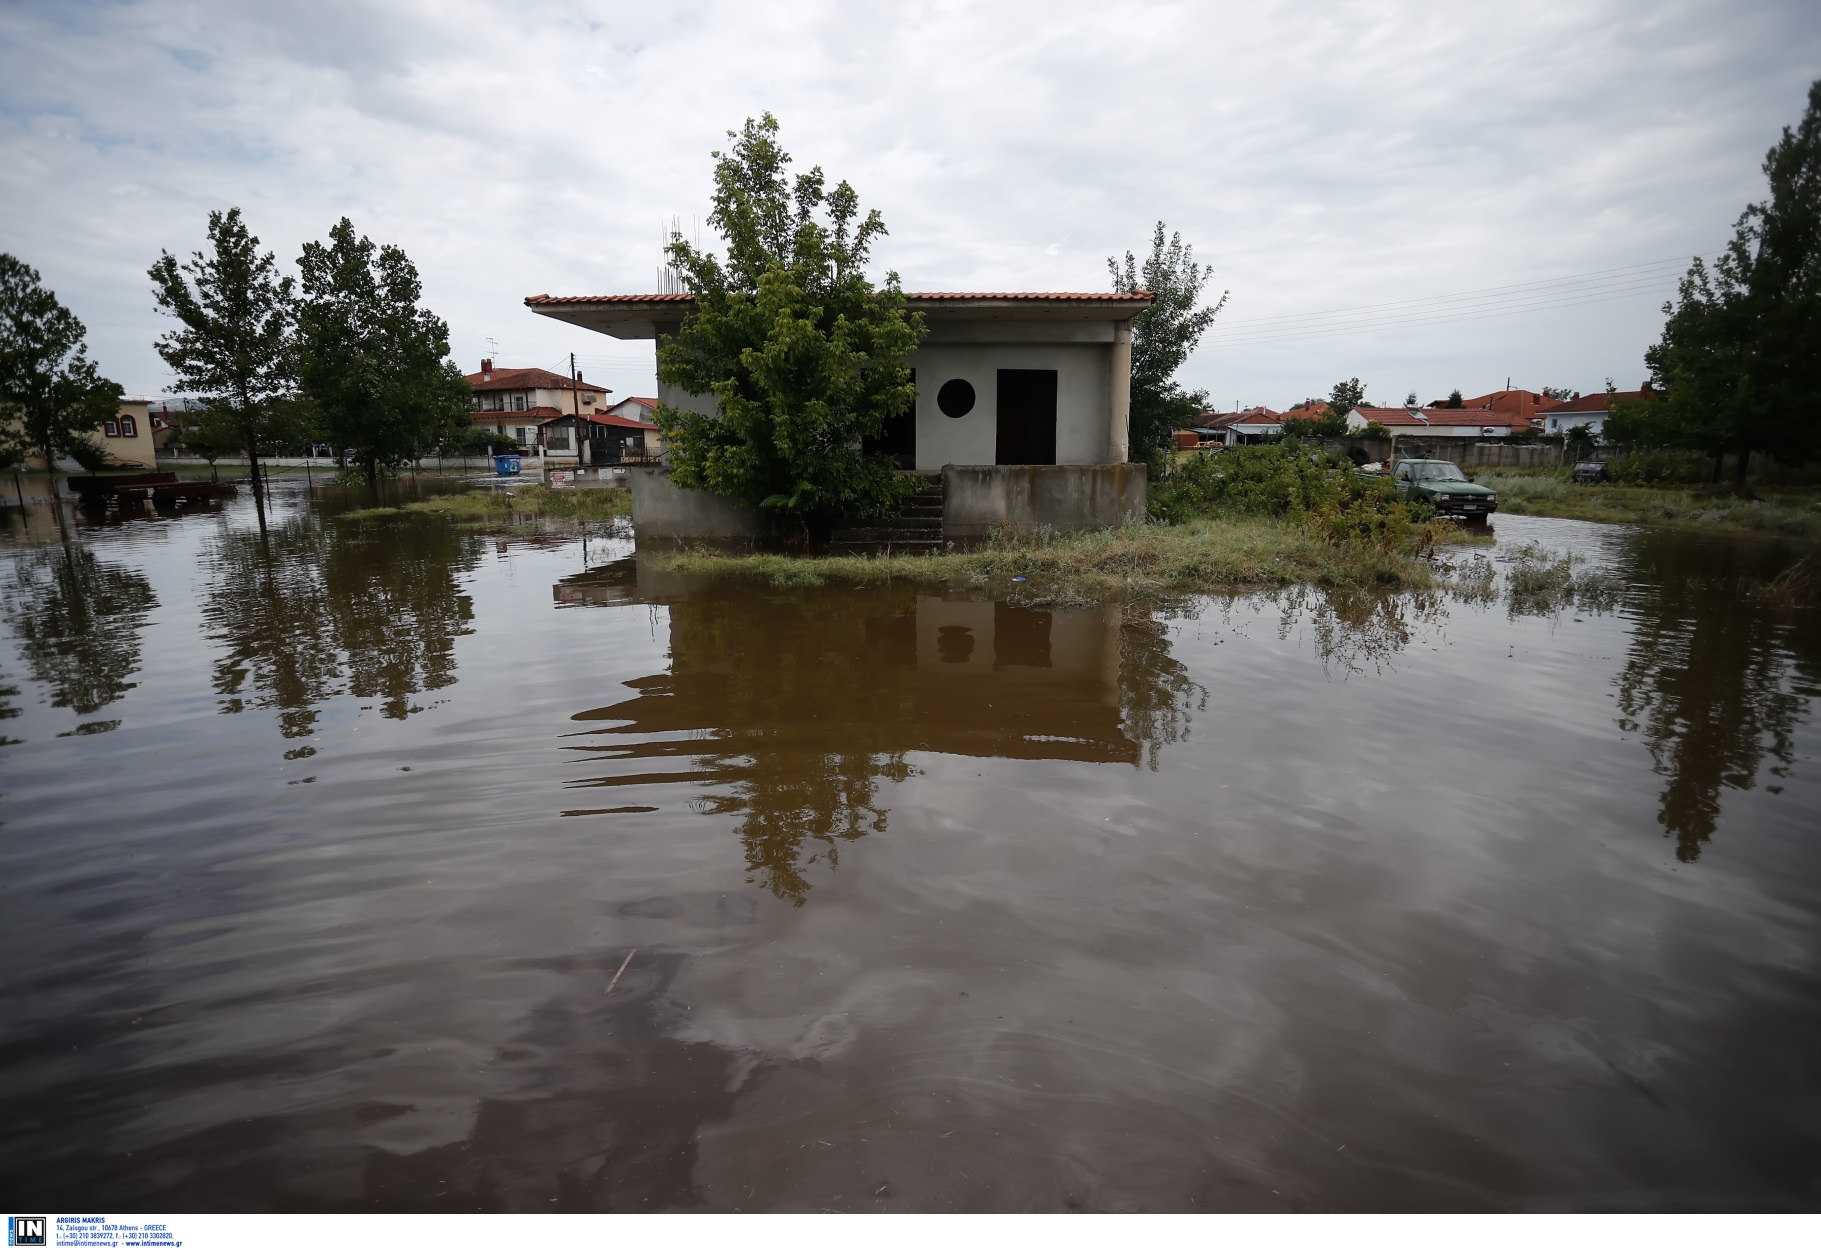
525;291;1155;340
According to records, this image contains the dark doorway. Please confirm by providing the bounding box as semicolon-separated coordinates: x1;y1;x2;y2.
992;602;1052;669
996;369;1057;465
865;369;917;468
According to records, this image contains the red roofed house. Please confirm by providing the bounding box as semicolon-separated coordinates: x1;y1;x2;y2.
1537;386;1650;439
1345;406;1537;438
538;408;661;466
601;396;660;424
466;360;611;450
1454;389;1566;422
1199;406;1283;445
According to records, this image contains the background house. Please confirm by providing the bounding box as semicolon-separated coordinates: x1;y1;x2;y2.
466;360;610;449
601;396;659;424
14;396;160;469
1538;386;1650;438
537;409;661;465
1451;389;1565;421
1346;405;1536;438
1199;406;1283;445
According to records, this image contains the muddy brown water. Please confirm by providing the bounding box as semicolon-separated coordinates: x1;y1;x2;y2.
1;486;1818;1211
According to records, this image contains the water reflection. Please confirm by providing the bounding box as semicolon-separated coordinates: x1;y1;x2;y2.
562;566;1205;904
203;511;479;746
1613;531;1816;862
1;541;157;717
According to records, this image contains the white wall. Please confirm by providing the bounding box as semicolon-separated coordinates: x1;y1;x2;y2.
908;342;1111;470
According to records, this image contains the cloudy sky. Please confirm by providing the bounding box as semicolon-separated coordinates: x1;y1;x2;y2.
2;0;1816;411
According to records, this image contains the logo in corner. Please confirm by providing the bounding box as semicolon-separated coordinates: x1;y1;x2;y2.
8;1217;46;1247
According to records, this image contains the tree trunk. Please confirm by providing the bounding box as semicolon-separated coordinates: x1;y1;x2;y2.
1733;446;1752;494
40;438;67;535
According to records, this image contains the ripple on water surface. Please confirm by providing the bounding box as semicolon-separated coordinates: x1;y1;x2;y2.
1;493;1818;1210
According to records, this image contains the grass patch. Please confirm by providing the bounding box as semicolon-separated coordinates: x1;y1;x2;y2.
651;515;1446;598
1478;472;1821;541
341;485;630;524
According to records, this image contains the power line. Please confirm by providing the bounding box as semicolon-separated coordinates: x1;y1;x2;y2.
1204;278;1685;348
1208;255;1701;332
1203;263;1702;350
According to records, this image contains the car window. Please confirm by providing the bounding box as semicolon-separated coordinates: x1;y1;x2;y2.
1394;464;1410;480
1416;463;1467;481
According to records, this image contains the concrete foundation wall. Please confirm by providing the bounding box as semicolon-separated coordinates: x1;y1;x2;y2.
942;463;1146;539
628;466;771;543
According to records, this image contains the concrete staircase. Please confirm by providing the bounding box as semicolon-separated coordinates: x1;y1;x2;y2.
826;473;946;553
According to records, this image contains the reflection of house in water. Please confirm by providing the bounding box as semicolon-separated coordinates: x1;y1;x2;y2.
557;560;1140;765
557;562;1196;901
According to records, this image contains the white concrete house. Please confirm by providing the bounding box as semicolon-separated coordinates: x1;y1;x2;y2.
524;291;1152;470
525;290;1154;540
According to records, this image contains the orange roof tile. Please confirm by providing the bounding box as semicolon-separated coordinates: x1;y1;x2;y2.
467;366;609;394
524;291;1156;306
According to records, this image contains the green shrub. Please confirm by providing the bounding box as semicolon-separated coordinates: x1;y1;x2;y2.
1603;449;1712;485
1150;441;1437;550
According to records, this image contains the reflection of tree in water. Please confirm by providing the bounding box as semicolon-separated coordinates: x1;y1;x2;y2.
1262;584;1444;676
2;543;157;715
203;513;478;745
0;669;21;747
1117;602;1206;769
205;519;339;740
1614;536;1813;862
568;583;1204;904
323;520;476;718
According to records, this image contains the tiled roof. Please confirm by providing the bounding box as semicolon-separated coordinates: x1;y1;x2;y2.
525;294;696;306
1549;389;1648;412
1350;406;1535;430
467;366;608;394
905;291;1156;301
612;397;660;411
1455;390;1565;418
539;411;658;431
525;291;1155;305
1351;406;1432;427
1201;407;1281;429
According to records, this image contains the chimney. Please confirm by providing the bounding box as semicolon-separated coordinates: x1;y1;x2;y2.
481;358;492;380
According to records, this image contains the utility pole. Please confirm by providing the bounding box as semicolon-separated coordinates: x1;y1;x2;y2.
571;352;584;468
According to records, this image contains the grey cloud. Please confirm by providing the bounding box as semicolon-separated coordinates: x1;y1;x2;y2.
0;0;1816;407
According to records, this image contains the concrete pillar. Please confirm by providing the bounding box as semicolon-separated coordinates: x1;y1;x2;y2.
1109;321;1133;463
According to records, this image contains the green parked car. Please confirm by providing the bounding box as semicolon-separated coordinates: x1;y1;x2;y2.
1391;459;1497;521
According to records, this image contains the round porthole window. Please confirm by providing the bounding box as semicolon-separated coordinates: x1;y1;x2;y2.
937;378;976;418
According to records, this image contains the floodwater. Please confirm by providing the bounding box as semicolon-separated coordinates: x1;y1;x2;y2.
1;484;1818;1212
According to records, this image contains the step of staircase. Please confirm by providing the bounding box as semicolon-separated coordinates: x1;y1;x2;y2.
825;474;947;552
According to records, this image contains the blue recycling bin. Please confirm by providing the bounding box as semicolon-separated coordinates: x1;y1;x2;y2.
493;454;522;477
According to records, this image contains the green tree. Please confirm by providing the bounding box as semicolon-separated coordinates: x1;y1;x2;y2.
1444;388;1465;409
1632;78;1821;489
295;219;470;485
1281;408;1348;438
0;254;122;484
656;114;924;537
148;208;301;490
1328;377;1367;416
1110;223;1227;465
